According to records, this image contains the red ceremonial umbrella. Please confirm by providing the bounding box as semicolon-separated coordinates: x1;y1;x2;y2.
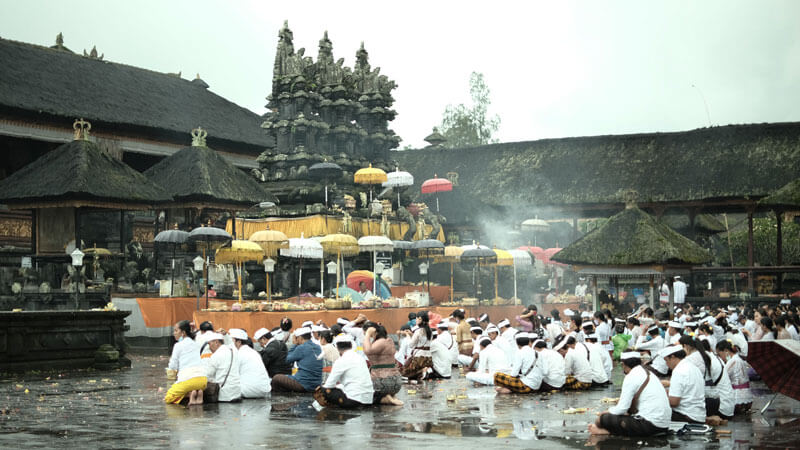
421;174;453;214
748;340;800;411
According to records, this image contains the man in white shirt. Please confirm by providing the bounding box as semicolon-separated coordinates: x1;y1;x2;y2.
205;333;242;402
575;279;588;298
458;326;485;369
357;281;375;302
634;325;665;355
666;322;683;345
659;280;670;305
583;333;611;384
532;338;566;390
663;346;706;423
590;352;671;436
229;329;271;398
430;322;455;378
673;276;688;305
314;334;373;408
555;334;593;390
494;333;542;394
625;318;642;350
465;338;510;386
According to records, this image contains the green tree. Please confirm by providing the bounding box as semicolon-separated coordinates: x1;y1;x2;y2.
439;72;500;148
715;214;800;266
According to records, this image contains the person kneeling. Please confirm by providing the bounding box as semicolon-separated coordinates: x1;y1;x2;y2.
554;334;593;390
466;337;510;386
495;333;541;394
314;334;373;409
590;352;671;437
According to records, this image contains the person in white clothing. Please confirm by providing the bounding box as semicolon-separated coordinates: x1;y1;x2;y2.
494;333;542;394
229;329;271;399
583;334;611;384
430;322;454;379
663;346;706;423
458;326;485;369
634;325;665;355
672;276;687;304
666;321;683;346
164;320;207;405
594;312;613;353
624;318;642;350
434;321;459;366
555;335;593;390
590;352;671;436
532;339;566;389
659;279;670;305
204;333;242;402
716;340;752;414
465;338;510;386
314;334;373;408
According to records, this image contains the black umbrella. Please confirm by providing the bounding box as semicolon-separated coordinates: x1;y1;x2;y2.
460;244;497;300
414;239;445;296
154;229;190;297
309;161;343;208
188;226;232;307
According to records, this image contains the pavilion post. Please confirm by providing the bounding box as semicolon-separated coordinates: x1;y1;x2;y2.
31;209;37;254
649;275;655;310
776;210;783;293
747;209;755;294
231;210;237;240
592;275;598;311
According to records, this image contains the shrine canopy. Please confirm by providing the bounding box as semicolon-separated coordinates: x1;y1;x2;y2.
759;178;800;210
143;128;278;211
552;204;712;271
0;121;170;210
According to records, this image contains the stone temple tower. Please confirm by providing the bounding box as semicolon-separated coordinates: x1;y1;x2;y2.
257;22;400;210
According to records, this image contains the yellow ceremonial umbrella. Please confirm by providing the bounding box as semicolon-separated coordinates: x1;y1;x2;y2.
354;163;387;203
318;233;359;300
215;240;265;303
249;228;289;301
492;247;514;299
434;245;464;303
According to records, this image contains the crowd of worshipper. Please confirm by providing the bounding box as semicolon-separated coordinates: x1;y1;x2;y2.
162;299;799;437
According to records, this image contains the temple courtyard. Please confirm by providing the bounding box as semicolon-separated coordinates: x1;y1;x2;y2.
1;351;798;449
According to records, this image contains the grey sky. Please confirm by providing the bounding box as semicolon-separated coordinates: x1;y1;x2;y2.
2;1;798;148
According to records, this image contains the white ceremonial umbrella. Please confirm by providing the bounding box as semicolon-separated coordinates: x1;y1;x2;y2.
382;167;414;208
358;235;394;294
509;249;533;304
279;233;323;296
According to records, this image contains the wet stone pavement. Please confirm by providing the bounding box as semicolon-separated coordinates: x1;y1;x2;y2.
2;351;800;449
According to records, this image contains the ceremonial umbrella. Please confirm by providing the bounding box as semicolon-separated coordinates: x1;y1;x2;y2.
188;225;232;307
354;164;388;203
249;228;289;301
421;174;453;213
748;340;800;411
460;242;496;300
509;249;533;304
215;240;264;303
309;161;343;208
154;229;190;297
279;233;323;296
358;235;394;297
492;247;514;299
434;245;464;303
318;233;359;300
414;239;445;296
521;217;549;246
382;166;414;208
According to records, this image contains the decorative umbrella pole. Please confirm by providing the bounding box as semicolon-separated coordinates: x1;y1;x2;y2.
509;249;532;304
522;217;550;247
154;228;190;297
280;233;323;297
354;164;388;204
215;240;265;303
309;160;343;209
421;174;453;214
318;234;359;301
461;242;496;300
358;235;394;297
434;245;464;303
382;166;414;209
413;239;444;297
249;227;289;301
188;225;232;307
492;247;514;299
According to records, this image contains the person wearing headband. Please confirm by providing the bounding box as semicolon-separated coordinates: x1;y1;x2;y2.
204;331;242;402
229;328;270;399
634;325;665;354
458;326;486;370
589;352;671;437
584;333;611;384
314;334;373;408
554;335;593;390
662;345;706;423
666;322;683;345
271;327;322;393
465;337;511;386
532;337;566;390
429;321;456;380
494;333;542;394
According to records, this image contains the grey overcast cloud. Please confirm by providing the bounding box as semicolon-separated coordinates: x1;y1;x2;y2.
2;0;798;148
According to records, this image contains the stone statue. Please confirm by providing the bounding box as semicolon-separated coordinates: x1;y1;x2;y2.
342;211;352;233
380;212;390;236
397;206;416;241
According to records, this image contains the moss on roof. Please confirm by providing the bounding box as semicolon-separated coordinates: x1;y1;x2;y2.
759;178;800;209
551;206;712;266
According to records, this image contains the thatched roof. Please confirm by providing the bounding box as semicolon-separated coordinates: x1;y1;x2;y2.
759;178;800;209
0;37;272;150
551;206;712;266
395;122;800;217
143;136;277;210
660;213;726;234
0;139;171;209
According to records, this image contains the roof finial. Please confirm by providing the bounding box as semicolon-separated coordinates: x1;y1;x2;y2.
191;127;208;147
621;189;639;209
73;118;91;141
56;32;63;46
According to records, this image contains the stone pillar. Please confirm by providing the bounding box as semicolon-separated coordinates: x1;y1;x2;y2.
747;208;754;294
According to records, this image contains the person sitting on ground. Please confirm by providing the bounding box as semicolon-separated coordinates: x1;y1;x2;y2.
666;321;684;346
589;352;671;437
164;320;207;405
274;317;293;346
546;310;563;343
478;313;491;330
255;327;292;378
716;339;752;415
661;346;706;423
495;332;542;394
466;337;511;386
429;321;455;379
314;334;374;409
532;337;566;390
204;332;242;402
634;325;665;355
406;312;418;329
584;333;611;385
401;311;434;380
271;327;322;393
362;322;403;406
395;324;413;365
229;328;270;399
554;334;593;390
317;330;339;383
196;320;216;360
457;326;485;370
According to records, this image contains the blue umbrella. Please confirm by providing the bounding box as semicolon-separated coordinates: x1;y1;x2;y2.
335;286;364;304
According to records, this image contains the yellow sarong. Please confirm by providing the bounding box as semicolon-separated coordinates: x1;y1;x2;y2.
164;376;208;404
